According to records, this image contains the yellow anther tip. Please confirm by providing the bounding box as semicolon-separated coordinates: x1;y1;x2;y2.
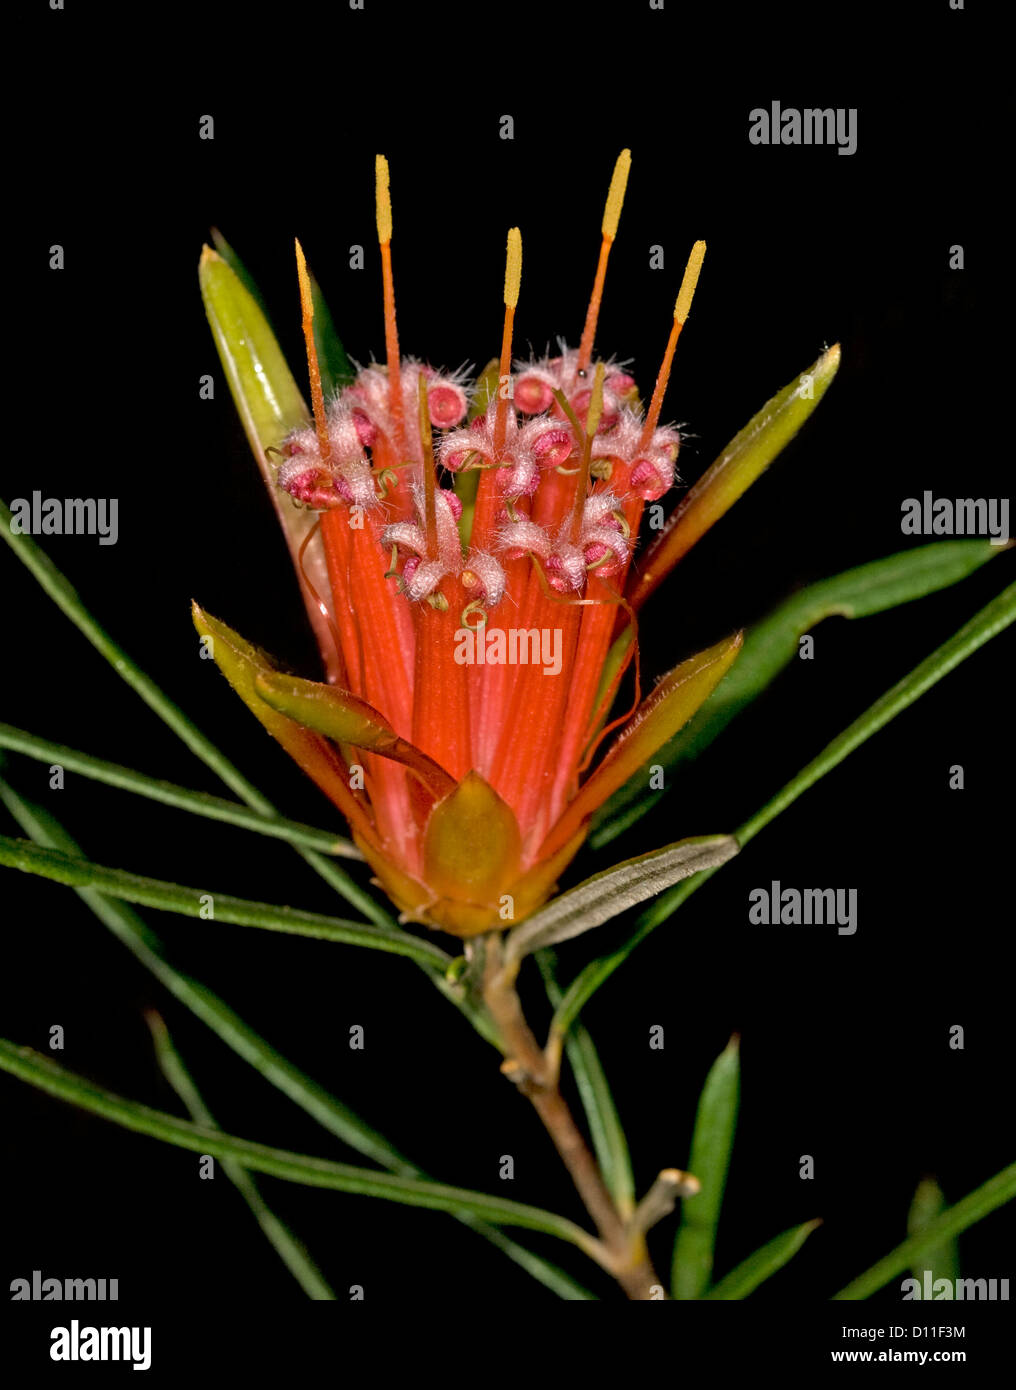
602;149;632;241
674;240;706;324
375;154;393;244
504;227;522;309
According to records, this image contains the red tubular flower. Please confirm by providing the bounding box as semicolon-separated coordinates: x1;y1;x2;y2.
196;151;837;938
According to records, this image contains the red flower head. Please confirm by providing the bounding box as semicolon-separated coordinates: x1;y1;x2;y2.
197;152;837;937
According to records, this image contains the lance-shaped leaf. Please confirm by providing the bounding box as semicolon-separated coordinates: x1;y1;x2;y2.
703;1219;821;1299
628;345;841;612
192;603;379;847
254;669;456;804
539;633;742;859
672;1035;741;1299
199;246;339;680
594;539;1003;847
506;835;738;961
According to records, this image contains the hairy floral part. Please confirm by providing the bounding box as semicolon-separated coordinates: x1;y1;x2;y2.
513;347;637;428
587;406;682;501
276;405;378;511
382;484;507;608
350;358;470;451
438;399;576;499
498;490;631;592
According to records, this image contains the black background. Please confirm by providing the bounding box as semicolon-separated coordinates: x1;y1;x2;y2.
2;0;1011;1351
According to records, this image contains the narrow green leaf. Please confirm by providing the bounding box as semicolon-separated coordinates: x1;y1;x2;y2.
0;499;388;928
0;1039;601;1258
146;1011;336;1300
593;540;1004;848
629;344;841;612
507;835;738;961
536;951;636;1219
0;723;358;858
834;1163;1016;1300
908;1177;960;1285
0;778;589;1298
309;268;355;393
0;834;452;969
704;1220;821;1300
672;1036;740;1299
552;582;1015;1038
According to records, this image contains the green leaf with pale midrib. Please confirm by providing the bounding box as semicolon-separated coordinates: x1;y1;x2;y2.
593;540;1004;847
507;835;738;960
0;1039;599;1257
0;834;451;968
703;1220;821;1300
672;1037;740;1299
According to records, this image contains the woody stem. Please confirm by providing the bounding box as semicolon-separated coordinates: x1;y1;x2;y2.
482;935;661;1300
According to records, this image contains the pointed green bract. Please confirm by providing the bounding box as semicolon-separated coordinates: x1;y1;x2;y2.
593;539;1004;847
704;1220;821;1299
199;247;338;676
629;345;841;612
200;244;307;451
254;667;456;802
192;602;374;830
672;1036;740;1299
209;228;273;321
